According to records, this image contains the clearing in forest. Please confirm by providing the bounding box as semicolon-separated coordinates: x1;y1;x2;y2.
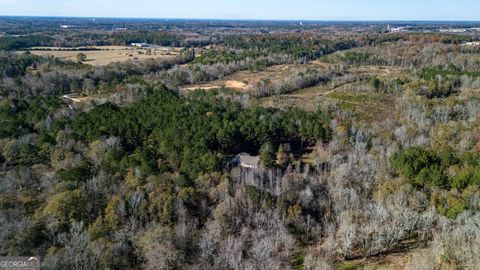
23;45;182;66
182;62;331;92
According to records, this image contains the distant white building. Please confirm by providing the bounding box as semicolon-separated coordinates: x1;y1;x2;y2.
440;28;467;33
391;27;406;32
388;25;407;32
462;41;480;46
131;43;150;48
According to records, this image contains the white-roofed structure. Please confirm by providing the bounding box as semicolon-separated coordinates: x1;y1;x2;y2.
232;153;260;169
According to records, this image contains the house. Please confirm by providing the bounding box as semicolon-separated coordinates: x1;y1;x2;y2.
232;153;260;169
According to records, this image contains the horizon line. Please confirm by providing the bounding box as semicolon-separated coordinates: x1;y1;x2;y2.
1;15;480;23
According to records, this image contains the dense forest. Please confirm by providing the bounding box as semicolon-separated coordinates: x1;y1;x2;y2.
1;18;480;270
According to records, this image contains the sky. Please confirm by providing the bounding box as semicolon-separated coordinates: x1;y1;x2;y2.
0;0;479;21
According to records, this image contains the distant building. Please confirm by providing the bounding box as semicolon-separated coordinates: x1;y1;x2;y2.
232;153;260;169
388;26;407;32
440;28;467;33
131;43;150;48
462;41;480;46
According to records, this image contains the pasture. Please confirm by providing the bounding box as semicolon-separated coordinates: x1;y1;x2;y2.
24;45;182;66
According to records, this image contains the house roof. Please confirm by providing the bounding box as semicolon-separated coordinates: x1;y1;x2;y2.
237;152;260;166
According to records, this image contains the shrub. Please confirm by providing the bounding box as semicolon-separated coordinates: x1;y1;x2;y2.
260;142;276;168
415;164;449;189
391;146;435;178
43;189;87;221
56;161;93;183
148;192;175;224
104;195;123;230
450;166;476;190
245;185;262;207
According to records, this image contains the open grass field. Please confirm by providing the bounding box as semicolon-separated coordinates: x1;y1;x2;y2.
180;52;404;122
260;64;405;121
23;46;182;66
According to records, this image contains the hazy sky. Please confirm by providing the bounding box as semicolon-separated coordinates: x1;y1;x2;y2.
1;0;479;20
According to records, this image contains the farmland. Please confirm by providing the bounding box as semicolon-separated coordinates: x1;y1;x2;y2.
24;45;182;65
